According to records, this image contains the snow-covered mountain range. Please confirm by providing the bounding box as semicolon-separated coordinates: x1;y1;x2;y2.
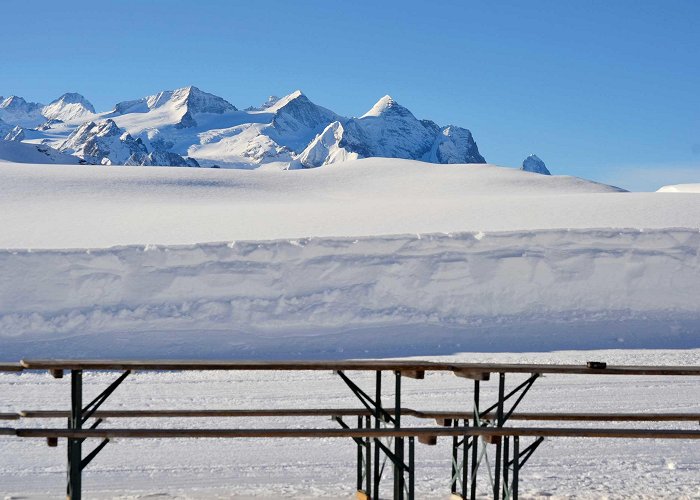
0;86;487;169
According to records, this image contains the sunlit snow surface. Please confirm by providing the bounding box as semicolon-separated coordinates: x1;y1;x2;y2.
0;158;699;356
0;157;699;497
657;183;700;193
4;157;700;250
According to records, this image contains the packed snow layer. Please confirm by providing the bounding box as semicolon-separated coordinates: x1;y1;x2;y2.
3;157;700;250
1;349;699;499
657;183;700;193
1;228;699;357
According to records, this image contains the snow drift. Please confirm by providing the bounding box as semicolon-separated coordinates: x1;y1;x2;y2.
657;183;700;193
1;157;699;357
1;229;699;357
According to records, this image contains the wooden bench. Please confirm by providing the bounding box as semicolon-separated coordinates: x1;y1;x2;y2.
9;425;700;440
15;408;700;423
6;358;700;500
0;362;23;372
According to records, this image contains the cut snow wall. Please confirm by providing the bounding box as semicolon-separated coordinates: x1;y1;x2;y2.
1;229;698;350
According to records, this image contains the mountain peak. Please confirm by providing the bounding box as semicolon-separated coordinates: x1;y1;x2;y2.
1;95;24;106
262;95;281;108
362;95;411;118
169;86;237;114
521;154;551;175
0;95;45;127
264;90;307;113
42;92;95;121
51;92;94;108
1;95;36;110
269;91;340;152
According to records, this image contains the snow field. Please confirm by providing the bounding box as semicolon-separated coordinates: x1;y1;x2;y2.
1;158;699;356
3;158;700;251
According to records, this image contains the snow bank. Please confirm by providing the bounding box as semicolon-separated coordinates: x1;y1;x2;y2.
1;229;698;357
657;183;700;193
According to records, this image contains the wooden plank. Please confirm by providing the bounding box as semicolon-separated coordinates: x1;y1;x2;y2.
402;409;700;422
20;359;451;372
448;362;700;376
414;411;700;422
17;409;700;422
498;412;700;422
20;408;385;418
12;426;700;440
18;359;700;376
0;363;22;372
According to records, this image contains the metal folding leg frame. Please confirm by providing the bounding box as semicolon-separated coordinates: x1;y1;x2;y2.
66;369;131;500
8;360;698;499
449;418;472;500
464;372;541;500
337;370;416;500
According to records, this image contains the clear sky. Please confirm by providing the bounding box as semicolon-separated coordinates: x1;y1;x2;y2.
2;0;698;190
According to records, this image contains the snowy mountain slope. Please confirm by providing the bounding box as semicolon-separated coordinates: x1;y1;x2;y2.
107;86;237;129
3;87;488;169
41;92;96;122
0;95;44;128
59;119;150;165
0;117;11;138
3;125;25;141
58;118;198;166
186;121;295;168
426;125;485;164
297;120;358;166
0;140;82;164
265;90;341;152
299;96;484;167
108;88;339;166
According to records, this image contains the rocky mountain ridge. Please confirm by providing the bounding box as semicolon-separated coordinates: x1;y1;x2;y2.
0;86;487;169
521;154;551;175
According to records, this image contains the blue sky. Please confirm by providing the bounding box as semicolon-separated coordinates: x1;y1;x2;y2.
1;0;698;190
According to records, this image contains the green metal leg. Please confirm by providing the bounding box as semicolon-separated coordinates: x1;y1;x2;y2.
373;371;381;500
394;370;404;500
67;369;82;500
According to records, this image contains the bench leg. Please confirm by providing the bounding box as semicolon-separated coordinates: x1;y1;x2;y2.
67;369;82;500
